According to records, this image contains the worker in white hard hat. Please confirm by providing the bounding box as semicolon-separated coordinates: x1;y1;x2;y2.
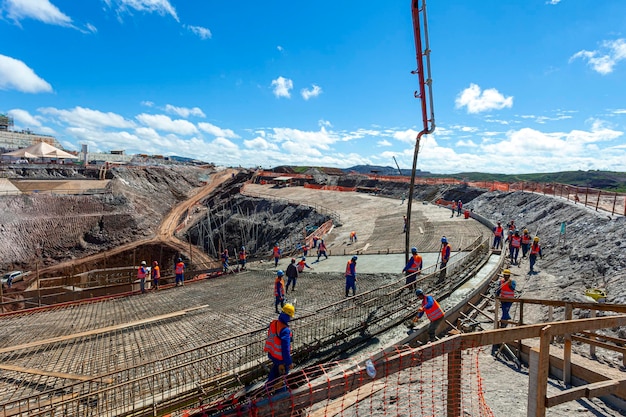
138;261;148;294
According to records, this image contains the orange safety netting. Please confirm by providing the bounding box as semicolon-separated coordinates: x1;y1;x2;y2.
183;343;494;417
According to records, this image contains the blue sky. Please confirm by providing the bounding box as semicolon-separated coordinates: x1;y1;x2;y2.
1;0;626;174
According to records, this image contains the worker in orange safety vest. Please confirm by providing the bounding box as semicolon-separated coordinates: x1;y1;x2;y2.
264;303;295;390
175;258;185;287
413;289;445;342
402;247;422;287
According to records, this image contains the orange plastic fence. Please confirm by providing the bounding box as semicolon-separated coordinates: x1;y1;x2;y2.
184;343;494;417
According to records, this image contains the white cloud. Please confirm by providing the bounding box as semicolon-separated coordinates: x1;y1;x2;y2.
104;0;179;22
8;108;42;127
392;129;420;144
277;46;284;52
0;54;52;93
164;104;206;118
377;139;392;147
40;106;134;129
243;137;279;151
612;109;626;114
319;120;333;128
570;39;626;75
455;84;513;114
141;101;154;107
136;113;198;135
211;137;238;152
270;126;338;150
546;0;561;4
301;84;322;100
271;76;293;98
186;24;212;40
456;139;478;147
198;122;239;139
2;0;72;26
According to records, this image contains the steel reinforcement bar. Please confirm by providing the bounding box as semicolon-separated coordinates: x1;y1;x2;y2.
0;237;489;417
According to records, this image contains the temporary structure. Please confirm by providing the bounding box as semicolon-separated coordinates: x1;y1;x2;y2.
2;142;78;160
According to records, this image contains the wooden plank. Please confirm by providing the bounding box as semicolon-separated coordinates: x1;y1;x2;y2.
572;335;626;355
307;380;385;417
546;380;625;408
0;306;206;354
0;364;113;384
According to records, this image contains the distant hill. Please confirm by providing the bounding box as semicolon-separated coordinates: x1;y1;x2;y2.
272;165;626;192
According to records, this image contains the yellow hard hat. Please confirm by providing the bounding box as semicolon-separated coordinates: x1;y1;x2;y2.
503;269;511;276
523;229;528;233
533;237;540;242
282;303;295;318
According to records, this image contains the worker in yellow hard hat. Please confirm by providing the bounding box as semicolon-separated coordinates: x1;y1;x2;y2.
264;303;295;390
496;269;516;325
529;236;543;274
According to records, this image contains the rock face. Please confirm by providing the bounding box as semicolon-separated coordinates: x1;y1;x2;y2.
467;190;626;305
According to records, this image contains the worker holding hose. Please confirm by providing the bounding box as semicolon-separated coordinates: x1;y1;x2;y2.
413;289;445;343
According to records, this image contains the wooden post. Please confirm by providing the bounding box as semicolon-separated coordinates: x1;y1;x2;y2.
37;261;41;307
584;187;589;206
494;297;501;329
612;192;617;215
595;190;601;212
528;325;552;417
590;309;597;357
447;350;462;417
563;303;573;385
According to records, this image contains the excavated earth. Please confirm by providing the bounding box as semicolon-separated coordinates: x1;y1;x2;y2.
0;165;625;416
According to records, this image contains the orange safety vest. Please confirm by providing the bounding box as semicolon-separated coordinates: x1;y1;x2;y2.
422;296;444;321
345;260;356;276
494;226;503;237
530;243;541;255
137;267;147;279
441;244;450;261
510;235;522;248
239;251;246;260
274;277;285;296
500;280;515;298
152;265;160;279
521;234;531;244
175;262;185;274
273;247;280;257
406;254;422;273
264;320;292;360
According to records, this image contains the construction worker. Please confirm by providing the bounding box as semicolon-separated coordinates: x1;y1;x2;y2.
508;230;522;265
438;236;451;282
274;270;286;313
456;199;463;217
296;257;313;273
349;231;357;243
264;303;295;390
528;237;543;274
317;239;328;261
138;261;148;294
507;220;516;233
496;269;516;325
402;247;422;287
413;289;445;343
345;255;357;297
285;259;298;292
175;258;185;286
312;236;319;249
301;243;309;257
450;201;457;218
221;249;229;272
272;243;281;267
151;261;160;290
520;230;531;258
492;221;503;249
238;246;247;270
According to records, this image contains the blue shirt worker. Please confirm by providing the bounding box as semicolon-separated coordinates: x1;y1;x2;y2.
496;269;516;325
402;247;423;287
285;259;298;292
264;303;295;390
296;257;313;273
274;270;286;313
175;258;185;287
221;249;229;272
345;256;357;297
492;221;504;249
137;261;148;294
414;289;445;343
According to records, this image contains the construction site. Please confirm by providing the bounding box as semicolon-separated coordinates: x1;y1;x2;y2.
0;159;625;416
